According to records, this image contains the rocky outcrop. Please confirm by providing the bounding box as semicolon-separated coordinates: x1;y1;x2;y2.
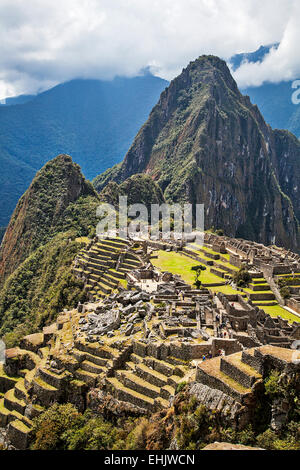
202;442;264;450
96;56;300;253
188;382;245;426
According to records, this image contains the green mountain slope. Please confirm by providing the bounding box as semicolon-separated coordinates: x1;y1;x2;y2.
99;174;165;209
0;154;101;345
0;232;87;347
0;154;99;283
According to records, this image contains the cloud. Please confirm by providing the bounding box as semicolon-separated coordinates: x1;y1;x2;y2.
0;0;296;98
232;1;300;87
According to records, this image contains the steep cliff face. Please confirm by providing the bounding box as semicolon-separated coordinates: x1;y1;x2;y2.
271;130;300;223
95;56;299;252
0;154;98;282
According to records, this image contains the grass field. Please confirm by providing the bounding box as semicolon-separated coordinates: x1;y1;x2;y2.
151;250;240;294
262;305;300;323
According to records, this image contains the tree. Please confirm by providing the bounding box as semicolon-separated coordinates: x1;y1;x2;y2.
193;266;206;289
233;265;251;288
280;286;291;300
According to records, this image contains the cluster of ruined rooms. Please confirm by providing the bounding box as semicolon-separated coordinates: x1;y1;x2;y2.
1;233;300;449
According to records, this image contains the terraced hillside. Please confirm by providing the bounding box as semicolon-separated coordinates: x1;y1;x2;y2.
74;238;143;300
197;345;300;404
105;341;189;412
0;301;193;449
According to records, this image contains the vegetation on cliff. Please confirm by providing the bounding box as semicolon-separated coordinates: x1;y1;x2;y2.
99;173;165;209
0;231;88;347
29;369;300;450
93;55;300;252
0;154;99;283
0;155;101;345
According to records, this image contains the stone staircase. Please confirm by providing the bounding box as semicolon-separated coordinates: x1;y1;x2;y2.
104;341;189;413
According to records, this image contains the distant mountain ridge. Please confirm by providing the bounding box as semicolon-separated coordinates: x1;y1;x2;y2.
229;45;300;139
0;74;168;226
94;55;300;252
0;94;36;106
230;43;279;71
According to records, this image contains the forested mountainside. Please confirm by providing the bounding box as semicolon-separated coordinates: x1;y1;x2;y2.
0;154;98;282
0;74;168;226
0;156;168;345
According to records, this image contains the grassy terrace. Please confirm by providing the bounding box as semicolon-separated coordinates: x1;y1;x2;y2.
151;250;240;295
0;364;20;382
188;244;238;271
243;287;273;294
151;249;300;324
75;237;90;244
276;273;300;278
242;281;300;324
195;244;231;261
262;305;300;323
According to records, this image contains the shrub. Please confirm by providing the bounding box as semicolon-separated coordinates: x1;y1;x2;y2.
280;286;291;299
125;418;149;450
65;413;119;450
264;370;283;399
233;265;251;288
31;403;80;450
176;381;188;394
193;266;206;289
256;428;300;450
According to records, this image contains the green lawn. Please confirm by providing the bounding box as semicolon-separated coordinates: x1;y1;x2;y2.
262;305;300;323
243;288;273;294
209;285;242;296
151;251;240;294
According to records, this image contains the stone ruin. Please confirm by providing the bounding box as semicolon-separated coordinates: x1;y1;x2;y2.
216;293;300;349
0;235;300;449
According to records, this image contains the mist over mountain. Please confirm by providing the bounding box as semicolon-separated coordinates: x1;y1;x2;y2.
230;44;279;71
230;45;300;138
0;74;168;226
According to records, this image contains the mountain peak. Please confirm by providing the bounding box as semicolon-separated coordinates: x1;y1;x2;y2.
230;43;280;71
183;55;239;89
95;55;299;252
0;154;97;282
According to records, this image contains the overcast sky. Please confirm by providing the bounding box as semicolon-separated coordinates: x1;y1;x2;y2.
0;0;299;99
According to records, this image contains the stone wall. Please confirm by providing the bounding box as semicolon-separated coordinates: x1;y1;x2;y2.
211;338;241;357
287;298;300;315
